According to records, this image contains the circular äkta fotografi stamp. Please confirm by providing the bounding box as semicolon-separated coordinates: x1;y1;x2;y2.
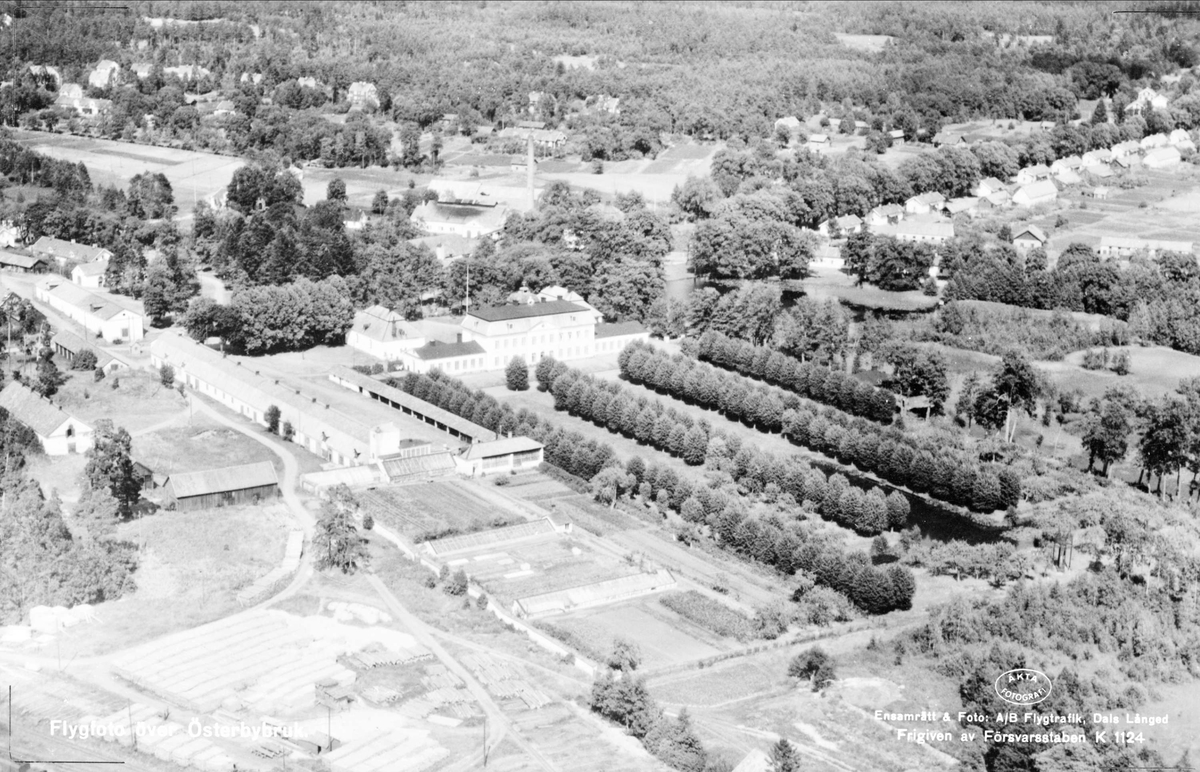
993;668;1053;706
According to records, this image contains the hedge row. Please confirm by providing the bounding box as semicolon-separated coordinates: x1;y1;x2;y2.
394;369;915;615
697;330;896;423
546;363;907;536
619;342;1020;514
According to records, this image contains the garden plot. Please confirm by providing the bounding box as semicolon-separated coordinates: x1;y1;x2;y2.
360;480;527;542
550;600;725;671
460;534;639;605
111;609;427;715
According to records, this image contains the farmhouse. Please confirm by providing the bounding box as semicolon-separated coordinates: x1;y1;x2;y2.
347;81;379;109
817;214;862;237
904;191;945;215
164;461;279;512
1012;180;1058;208
87;60;120;89
35;278;145;343
151;333;434;466
1111;140;1141;158
1143;146;1182;169
866;204;904;227
0;250;48;273
453;436;544;477
1015;164;1052;185
71;260;108;288
1098;237;1194;259
0;381;92;455
51;330;123;373
1012;225;1048;252
29;237;112;268
973;177;1007;197
345;305;425;361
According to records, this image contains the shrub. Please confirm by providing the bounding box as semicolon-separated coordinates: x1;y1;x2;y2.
281;421;295;441
265;405;281;434
788;647;837;691
362;513;374;530
660;591;754;641
73;348;98;371
445;568;468;596
158;363;175;388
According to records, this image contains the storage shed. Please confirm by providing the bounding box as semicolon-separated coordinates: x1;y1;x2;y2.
164;461;279;511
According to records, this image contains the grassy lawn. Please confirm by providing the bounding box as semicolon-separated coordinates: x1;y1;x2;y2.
51;503;292;657
1041;345;1199;403
803;266;938;312
132;413;280;477
55;368;188;434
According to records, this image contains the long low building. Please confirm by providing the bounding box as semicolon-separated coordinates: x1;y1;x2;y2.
151;333;426;467
164;461;280;511
327;366;496;443
1098;236;1194;258
453;436;544;477
35;277;144;343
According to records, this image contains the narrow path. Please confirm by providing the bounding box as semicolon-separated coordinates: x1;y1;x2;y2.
365;574;561;772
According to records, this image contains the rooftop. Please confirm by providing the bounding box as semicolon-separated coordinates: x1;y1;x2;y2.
410;339;487;360
0;381;82;437
350;306;421;343
29;237;110;263
167;461;278;499
461;436;543;460
466;300;589;323
329;367;494;442
595;321;647;339
43;280;131;321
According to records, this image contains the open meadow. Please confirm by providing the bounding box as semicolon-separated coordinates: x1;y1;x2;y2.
10;129;244;220
47;502;292;657
54;367;188;434
132;412;281;477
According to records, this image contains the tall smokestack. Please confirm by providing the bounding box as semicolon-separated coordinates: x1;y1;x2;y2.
527;133;535;211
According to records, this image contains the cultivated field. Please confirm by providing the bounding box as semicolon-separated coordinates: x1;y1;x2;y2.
548;598;731;670
11;129;244;219
360;479;529;542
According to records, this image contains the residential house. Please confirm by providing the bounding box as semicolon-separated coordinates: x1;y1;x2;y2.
59;83;84;100
347;81;379;110
1099;237;1193;259
904;191;945;215
931;131;965;147
887;129;906;145
130;62;154;79
853;120;870;135
977;190;1011;211
1015;164;1052;185
408;234;477;265
973;177;1008;197
1111;140;1142;158
1081;186;1111;199
1124;87;1169;114
942;197;980;216
399;339;489;375
1144;146;1182;169
1082;148;1113;165
297;76;320;89
164;462;279;511
346;305;425;361
1012;225;1048;252
29;237;112;268
1054;168;1083;187
590;95;620;115
817;214;862;237
1084;162;1114;179
774;116;801;135
806;134;830;150
71;260;108;288
454;437;544;477
1140;133;1169;150
1050;156;1083;174
1169;128;1195;150
212;100;236;118
0;381;92;455
866;204;904;228
87;60;120;89
163;65;210;81
53;91;111;117
35;277;144;343
1012;180;1058;208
